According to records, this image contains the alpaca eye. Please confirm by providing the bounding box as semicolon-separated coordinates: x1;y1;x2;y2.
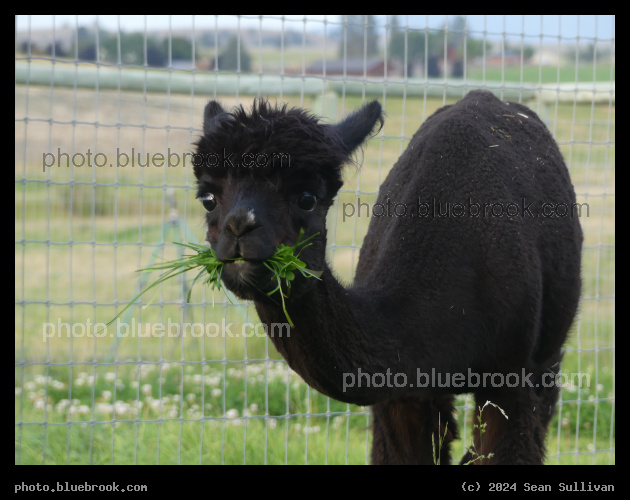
297;192;317;212
201;193;217;212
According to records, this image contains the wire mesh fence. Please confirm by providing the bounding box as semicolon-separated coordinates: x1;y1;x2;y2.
15;15;614;465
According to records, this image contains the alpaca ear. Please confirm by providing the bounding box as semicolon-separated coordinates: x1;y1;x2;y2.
203;101;227;136
333;100;384;155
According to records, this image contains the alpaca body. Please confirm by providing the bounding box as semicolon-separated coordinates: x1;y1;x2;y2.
193;90;582;464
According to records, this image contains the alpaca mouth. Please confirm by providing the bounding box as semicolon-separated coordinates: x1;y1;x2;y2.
228;259;247;266
224;258;262;272
220;259;274;299
225;257;264;268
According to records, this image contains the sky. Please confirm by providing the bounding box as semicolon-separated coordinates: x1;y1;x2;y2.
16;15;614;43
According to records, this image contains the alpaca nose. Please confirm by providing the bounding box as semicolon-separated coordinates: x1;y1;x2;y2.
223;205;259;239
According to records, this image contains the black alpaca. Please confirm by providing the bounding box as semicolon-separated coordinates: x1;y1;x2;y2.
192;91;582;465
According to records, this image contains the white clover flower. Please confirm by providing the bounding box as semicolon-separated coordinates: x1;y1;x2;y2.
56;399;70;413
105;372;116;383
186;393;196;404
96;403;113;415
204;375;220;387
225;409;239;419
268;418;277;429
101;390;112;402
70;404;90;416
249;403;259;414
186;407;201;418
51;380;65;390
227;368;243;379
141;384;152;396
332;416;344;429
211;388;222;398
114;401;129;416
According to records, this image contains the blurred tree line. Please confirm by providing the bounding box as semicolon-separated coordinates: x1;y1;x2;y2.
388;16;490;77
338;15;539;78
27;16;609;76
68;27;196;66
68;28;252;71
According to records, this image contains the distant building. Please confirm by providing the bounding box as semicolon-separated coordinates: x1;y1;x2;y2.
306;58;399;77
170;59;196;70
484;50;522;67
530;49;561;67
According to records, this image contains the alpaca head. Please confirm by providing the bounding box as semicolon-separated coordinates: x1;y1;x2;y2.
193;98;383;300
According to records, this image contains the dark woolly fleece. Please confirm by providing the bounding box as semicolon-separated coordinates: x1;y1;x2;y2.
193;90;582;464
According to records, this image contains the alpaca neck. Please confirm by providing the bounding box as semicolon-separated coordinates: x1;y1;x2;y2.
254;262;405;406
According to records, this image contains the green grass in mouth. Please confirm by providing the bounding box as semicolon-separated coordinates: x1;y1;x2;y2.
106;229;322;328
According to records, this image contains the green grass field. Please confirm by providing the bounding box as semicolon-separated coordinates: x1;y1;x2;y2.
14;361;614;464
15;77;614;464
466;64;614;84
